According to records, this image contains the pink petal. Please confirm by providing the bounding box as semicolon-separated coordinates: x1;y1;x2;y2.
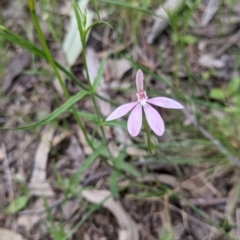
135;69;144;92
127;103;142;137
143;104;164;136
106;101;138;121
147;97;184;109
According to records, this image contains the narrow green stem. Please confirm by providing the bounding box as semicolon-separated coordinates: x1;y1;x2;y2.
80;23;111;155
143;114;152;154
30;9;93;149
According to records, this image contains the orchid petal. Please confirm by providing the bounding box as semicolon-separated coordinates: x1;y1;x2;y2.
135;69;144;92
143;104;164;136
147;97;184;109
106;101;138;121
127;104;142;137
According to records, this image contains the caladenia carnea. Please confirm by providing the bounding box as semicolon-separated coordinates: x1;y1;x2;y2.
106;69;184;142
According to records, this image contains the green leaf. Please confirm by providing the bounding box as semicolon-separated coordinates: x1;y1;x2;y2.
77;110;98;122
209;88;225;101
159;228;174;240
6;195;30;214
114;150;140;178
102;120;126;128
26;0;36;11
116;161;140;177
227;76;240;96
90;0;100;21
93;55;108;89
109;170;119;199
14;90;88;130
182;34;197;44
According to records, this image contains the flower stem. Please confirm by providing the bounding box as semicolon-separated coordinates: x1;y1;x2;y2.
143;114;153;154
30;8;93;150
82;40;111;156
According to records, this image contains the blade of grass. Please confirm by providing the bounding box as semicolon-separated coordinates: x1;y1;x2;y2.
27;5;94;149
9;90;88;130
99;0;165;19
0;25;117;106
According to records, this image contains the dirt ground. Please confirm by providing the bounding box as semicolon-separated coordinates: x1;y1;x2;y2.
1;0;240;240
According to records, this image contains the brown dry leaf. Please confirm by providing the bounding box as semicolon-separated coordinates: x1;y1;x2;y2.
2;51;30;93
17;198;55;232
65;136;85;168
28;125;56;197
86;47;111;117
76;125;93;155
201;0;221;26
126;146;147;157
52;129;71;146
62;200;80;220
146;0;184;44
198;54;225;68
105;59;132;81
82;189;139;240
0;228;26;240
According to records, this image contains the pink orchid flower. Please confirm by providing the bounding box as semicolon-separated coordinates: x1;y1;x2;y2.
106;69;184;137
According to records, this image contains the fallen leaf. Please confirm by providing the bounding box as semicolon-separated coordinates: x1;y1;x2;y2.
147;0;184;44
65;136;85;168
105;59;132;81
29;125;55;197
198;54;225;68
62;200;80;220
82;189;139;240
63;0;93;66
0;228;26;240
2;51;30;93
85;47;111;117
17;198;55;232
201;0;221;26
6;195;30;214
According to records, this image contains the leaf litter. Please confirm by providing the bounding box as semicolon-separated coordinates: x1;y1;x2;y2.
1;0;240;239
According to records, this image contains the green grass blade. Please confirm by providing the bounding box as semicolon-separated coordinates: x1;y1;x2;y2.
109;170;119;199
93;55;108;90
12;90;88;130
99;0;163;18
70;144;105;183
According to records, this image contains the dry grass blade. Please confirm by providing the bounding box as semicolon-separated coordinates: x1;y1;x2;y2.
82;189;139;240
28;124;56;197
2;50;30;94
147;0;184;43
201;0;221;26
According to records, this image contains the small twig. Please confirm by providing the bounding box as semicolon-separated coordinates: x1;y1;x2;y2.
19;169;112;215
144;197;220;234
182;108;240;166
214;29;240;58
19;197;64;215
182;198;240;207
